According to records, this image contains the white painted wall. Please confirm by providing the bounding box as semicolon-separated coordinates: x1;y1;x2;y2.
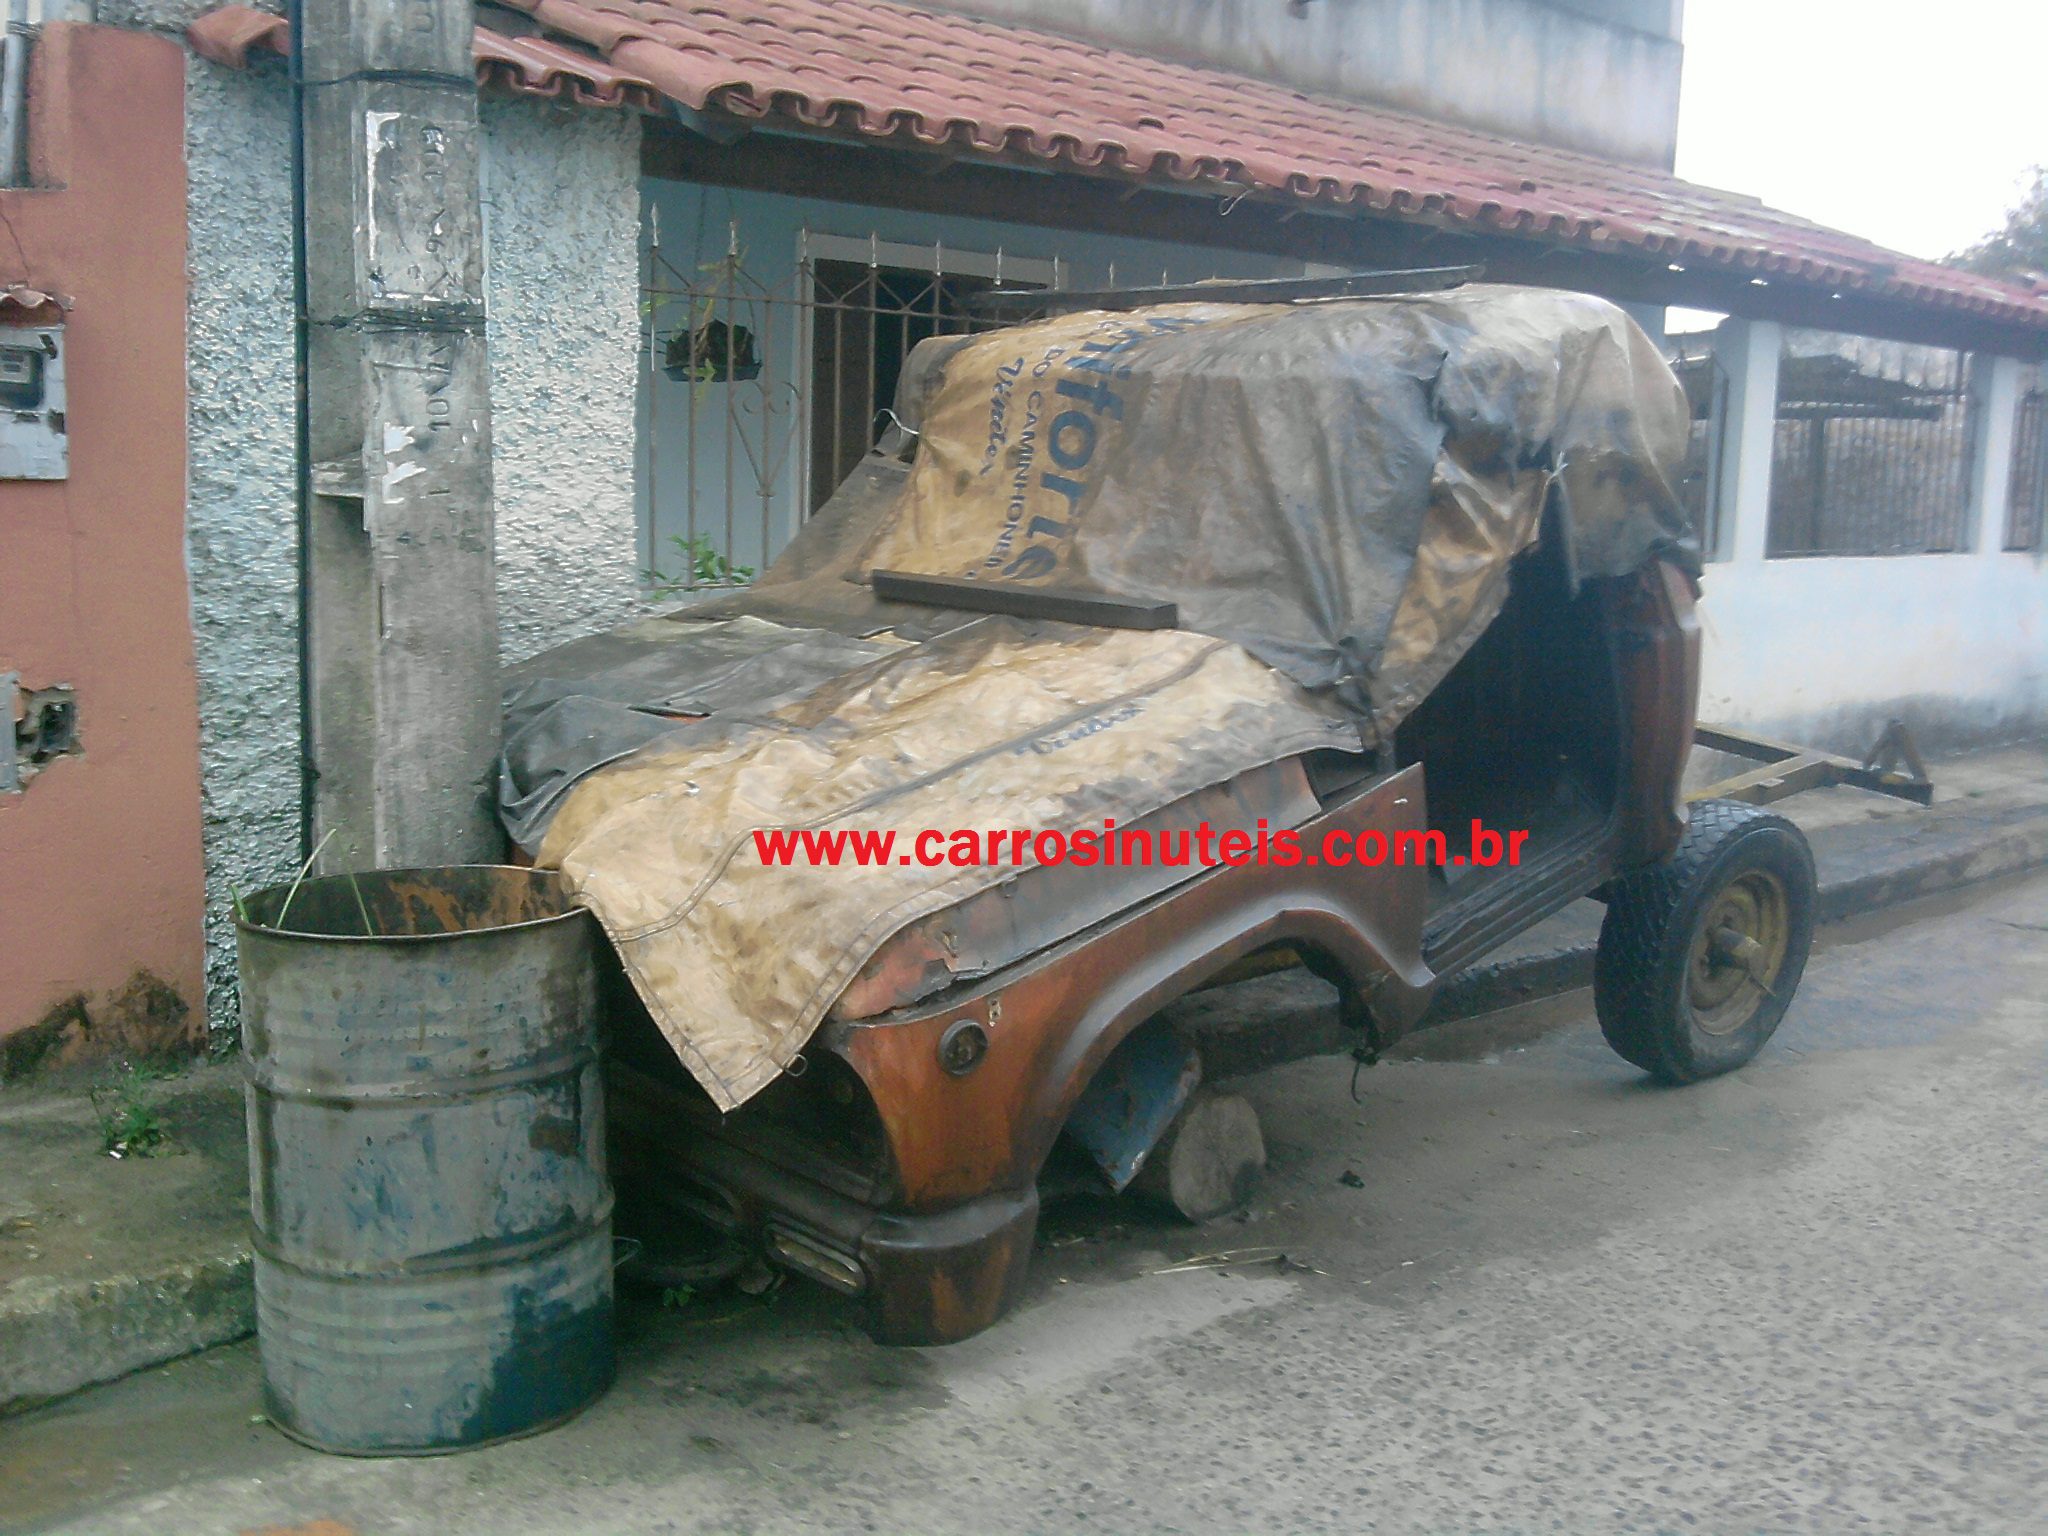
1697;554;2048;752
1711;318;1779;565
1697;319;2048;753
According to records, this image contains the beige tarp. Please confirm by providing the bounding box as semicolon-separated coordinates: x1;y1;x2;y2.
508;287;1693;1108
538;621;1355;1109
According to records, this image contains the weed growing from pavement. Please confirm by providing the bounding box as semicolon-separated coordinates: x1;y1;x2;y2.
89;1062;177;1159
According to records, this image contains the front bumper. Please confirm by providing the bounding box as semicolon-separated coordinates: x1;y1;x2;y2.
607;1060;1038;1345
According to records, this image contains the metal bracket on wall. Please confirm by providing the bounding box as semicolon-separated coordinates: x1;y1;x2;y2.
1;670;16;793
310;456;365;501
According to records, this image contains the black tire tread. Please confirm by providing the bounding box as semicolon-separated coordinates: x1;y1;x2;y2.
1595;799;1815;1084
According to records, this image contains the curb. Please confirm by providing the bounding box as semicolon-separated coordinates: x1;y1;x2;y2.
1814;818;2048;925
1182;810;2048;1079
0;1246;254;1416
1425;814;2048;1027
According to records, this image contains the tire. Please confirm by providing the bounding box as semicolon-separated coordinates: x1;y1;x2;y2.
1595;799;1817;1084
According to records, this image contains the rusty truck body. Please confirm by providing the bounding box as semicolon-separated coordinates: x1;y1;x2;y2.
503;278;1834;1344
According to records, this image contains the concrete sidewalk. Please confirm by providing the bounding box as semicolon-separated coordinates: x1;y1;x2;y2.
2;741;2044;1416
1429;739;2048;1021
0;1058;249;1413
1163;741;2048;1080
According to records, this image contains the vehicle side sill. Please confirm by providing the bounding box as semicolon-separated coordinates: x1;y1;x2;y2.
1420;822;1619;979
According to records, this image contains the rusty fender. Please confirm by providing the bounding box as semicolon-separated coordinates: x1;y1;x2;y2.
1611;558;1702;867
818;763;1437;1212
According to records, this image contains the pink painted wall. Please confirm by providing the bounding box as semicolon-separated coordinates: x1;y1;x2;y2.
0;25;206;1074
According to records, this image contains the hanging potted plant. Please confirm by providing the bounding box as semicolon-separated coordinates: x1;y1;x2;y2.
664;317;761;383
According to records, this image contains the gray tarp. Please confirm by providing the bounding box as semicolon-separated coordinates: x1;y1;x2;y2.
500;616;910;849
499;286;1693;1108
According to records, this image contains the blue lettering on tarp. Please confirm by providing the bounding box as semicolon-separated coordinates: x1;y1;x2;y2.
1021;700;1145;756
978;356;1026;478
1048;410;1097;470
980;388;1045;572
980;312;1206;575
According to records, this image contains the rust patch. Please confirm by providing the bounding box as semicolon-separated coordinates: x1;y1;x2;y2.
238;1522;359;1536
104;971;196;1056
244;866;573;939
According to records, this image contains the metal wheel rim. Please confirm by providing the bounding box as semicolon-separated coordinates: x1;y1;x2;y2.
1684;868;1791;1036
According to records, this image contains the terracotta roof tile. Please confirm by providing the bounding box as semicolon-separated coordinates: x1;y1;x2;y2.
186;4;665;111
189;0;2048;334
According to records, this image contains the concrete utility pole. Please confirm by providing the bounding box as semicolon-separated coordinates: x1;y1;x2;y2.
294;0;500;867
0;0;30;188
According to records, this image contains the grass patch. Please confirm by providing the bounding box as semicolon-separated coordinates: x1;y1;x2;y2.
89;1062;176;1159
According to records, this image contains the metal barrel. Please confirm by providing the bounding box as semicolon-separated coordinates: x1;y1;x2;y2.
236;865;612;1455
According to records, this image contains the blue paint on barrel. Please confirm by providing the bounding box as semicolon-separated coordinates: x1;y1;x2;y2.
237;865;613;1455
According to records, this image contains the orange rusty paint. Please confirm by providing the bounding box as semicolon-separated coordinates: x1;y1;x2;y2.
612;558;1711;1344
832;757;1322;1021
239;1522;360;1536
0;26;204;1069
829;765;1435;1210
868;1216;1030;1344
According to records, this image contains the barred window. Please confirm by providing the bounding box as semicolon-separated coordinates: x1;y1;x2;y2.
1766;333;1974;558
2007;372;2047;553
638;224;1056;590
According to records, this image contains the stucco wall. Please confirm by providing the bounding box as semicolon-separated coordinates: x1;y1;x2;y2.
182;54;299;1036
482;98;645;666
183;63;643;1029
94;0;257;29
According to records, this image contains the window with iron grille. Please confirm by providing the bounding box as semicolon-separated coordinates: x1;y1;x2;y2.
2007;375;2047;553
805;257;1018;515
1765;332;1975;558
639;229;1052;592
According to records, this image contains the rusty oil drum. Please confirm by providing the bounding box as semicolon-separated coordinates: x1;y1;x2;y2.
236;865;612;1454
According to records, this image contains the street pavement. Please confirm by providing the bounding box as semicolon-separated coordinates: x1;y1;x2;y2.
6;873;2045;1536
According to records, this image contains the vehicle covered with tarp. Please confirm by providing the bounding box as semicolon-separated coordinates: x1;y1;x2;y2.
501;283;1819;1343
